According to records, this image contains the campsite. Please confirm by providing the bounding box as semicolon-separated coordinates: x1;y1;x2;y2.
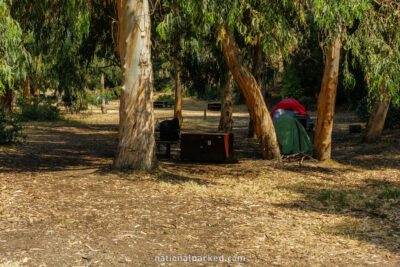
1;98;400;266
1;0;400;266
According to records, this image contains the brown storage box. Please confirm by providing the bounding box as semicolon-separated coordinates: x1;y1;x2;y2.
180;133;235;162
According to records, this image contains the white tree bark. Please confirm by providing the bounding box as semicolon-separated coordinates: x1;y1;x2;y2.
114;0;157;170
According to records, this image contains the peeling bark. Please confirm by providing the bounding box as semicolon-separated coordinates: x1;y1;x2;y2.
221;28;281;160
218;71;233;132
114;0;157;170
314;36;341;161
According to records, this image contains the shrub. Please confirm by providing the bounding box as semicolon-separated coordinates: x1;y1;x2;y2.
110;86;121;100
17;98;60;122
63;90;89;114
156;94;174;103
0;106;24;145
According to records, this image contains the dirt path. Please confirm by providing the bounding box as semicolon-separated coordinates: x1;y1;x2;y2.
1;100;399;266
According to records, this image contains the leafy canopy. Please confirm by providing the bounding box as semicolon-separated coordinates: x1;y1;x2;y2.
0;0;30;95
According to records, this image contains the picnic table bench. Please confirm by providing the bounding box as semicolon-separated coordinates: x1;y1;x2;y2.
156;140;179;158
155;124;180;158
207;102;221;111
154;101;174;108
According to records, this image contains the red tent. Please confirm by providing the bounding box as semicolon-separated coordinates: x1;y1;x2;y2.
270;99;309;117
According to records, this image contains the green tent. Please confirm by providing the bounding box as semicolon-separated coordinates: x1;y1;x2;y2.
273;115;313;155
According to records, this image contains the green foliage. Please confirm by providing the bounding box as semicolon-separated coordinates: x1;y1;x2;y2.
345;1;400;105
312;0;369;37
181;0;305;62
8;0;120;113
16;98;60;122
63;89;90;114
0;105;24;145
155;0;226;100
199;86;220;101
0;0;30;94
110;86;121;100
155;94;174;103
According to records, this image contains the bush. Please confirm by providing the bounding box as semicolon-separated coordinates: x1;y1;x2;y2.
356;97;400;129
0;106;24;145
110;86;121;100
17;98;61;122
156;94;174;103
63;90;89;114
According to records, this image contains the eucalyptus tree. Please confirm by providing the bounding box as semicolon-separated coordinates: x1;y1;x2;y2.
346;1;400;142
113;0;157;170
179;0;305;160
157;0;236;131
80;0;120;114
0;0;30;113
311;0;369;160
156;0;196;127
10;0;91;110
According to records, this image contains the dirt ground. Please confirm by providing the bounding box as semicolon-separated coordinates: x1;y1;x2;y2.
0;98;399;266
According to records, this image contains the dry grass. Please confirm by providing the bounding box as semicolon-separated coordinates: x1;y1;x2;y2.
0;98;399;266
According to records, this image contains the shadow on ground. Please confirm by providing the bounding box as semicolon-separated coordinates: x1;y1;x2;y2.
0;124;118;173
274;178;400;253
332;129;400;170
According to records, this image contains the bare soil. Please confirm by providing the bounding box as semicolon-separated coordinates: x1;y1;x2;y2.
1;98;399;266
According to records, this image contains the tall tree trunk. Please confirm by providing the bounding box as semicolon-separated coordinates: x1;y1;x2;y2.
24;76;31;100
218;71;233;132
114;0;156;170
314;35;341;161
221;28;281;160
0;85;13;114
100;59;107;114
248;37;263;138
364;86;391;142
173;58;183;126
